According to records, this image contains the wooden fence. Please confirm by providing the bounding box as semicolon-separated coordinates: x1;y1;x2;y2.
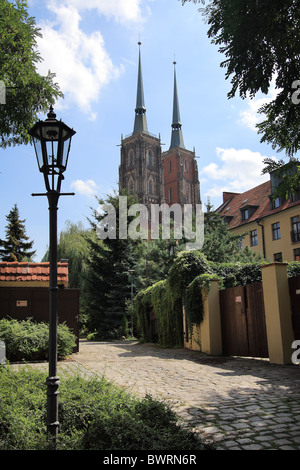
0;287;80;352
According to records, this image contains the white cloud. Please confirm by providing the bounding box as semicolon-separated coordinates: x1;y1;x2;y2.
200;147;271;200
239;79;279;131
65;0;146;24
71;179;99;197
35;0;148;119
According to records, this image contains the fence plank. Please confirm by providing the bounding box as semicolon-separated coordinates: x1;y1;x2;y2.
288;274;300;340
245;282;268;358
219;286;249;356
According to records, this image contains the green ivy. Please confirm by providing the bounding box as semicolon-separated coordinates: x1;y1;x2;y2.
185;273;219;324
135;280;183;347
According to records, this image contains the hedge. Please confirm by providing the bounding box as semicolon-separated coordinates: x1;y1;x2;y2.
0;368;207;450
0;317;76;362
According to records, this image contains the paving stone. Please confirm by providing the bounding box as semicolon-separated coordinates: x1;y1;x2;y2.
237;438;252;445
203;426;220;434
243;444;264;450
275;439;293;447
255;435;274;441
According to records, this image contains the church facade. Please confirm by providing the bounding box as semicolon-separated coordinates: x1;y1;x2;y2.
119;43;201;211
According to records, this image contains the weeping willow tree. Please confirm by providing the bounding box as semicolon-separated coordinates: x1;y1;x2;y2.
42;221;92;330
43;221;91;290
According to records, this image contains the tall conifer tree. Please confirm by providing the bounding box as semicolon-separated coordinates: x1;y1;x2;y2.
0;204;36;261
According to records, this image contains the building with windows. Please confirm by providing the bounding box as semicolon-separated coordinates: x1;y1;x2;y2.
119;44;201;212
216;168;300;262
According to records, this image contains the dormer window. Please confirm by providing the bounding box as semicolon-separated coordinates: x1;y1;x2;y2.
270;196;282;210
241;204;258;221
241;208;250;221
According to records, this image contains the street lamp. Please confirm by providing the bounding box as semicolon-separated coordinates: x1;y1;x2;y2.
128;269;135;337
29;106;76;447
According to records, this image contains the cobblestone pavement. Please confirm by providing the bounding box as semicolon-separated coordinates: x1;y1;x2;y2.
69;340;300;451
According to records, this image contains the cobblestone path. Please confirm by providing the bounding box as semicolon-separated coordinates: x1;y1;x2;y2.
71;340;300;450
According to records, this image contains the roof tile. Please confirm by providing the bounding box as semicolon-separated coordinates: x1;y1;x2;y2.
0;261;68;284
217;180;300;229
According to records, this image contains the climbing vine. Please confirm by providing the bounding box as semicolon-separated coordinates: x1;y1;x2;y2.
184;273;218;323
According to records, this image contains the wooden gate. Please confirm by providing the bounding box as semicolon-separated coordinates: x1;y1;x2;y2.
288;274;300;339
219;282;268;358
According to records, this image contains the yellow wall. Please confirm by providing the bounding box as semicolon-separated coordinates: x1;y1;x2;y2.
183;280;222;355
230;205;300;262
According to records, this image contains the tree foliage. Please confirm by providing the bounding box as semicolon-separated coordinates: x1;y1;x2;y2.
85;191;140;339
181;0;300;191
201;200;243;262
0;0;63;148
0;203;35;261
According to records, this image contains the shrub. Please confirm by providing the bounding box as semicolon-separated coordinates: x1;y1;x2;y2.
0;367;47;450
168;251;213;299
0;318;76;362
288;261;300;277
0;367;206;450
210;261;263;289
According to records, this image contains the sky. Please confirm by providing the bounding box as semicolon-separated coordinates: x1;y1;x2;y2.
0;0;280;262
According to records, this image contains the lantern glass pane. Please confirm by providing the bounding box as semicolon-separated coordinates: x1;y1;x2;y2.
33;138;44;170
45;140;58;166
61;139;71;168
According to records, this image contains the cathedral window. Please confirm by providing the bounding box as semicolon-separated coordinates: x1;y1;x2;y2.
148;150;153;167
148;179;153;195
128;150;134;167
169;161;172;173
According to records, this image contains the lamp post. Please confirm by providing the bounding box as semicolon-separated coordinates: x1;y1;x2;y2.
29;106;76;447
128;269;135;337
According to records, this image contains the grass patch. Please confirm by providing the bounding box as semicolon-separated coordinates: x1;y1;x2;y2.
0;366;206;450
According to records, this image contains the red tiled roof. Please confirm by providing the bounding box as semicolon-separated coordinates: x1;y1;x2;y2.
0;261;68;283
217;180;300;229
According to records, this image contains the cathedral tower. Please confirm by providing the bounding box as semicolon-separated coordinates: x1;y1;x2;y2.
119;43;164;208
161;62;201;210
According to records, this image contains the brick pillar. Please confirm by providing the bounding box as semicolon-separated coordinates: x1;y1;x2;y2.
200;279;222;355
261;263;294;364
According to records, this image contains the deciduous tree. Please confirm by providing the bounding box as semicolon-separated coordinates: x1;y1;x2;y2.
0;0;62;148
181;0;300;195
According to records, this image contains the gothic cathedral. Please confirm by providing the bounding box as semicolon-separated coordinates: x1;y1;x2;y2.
119;43;201;211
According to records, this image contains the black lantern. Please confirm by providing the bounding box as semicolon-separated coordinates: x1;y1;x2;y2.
29;106;75;192
29;107;76;448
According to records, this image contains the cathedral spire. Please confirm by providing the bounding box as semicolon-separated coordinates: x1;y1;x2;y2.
133;42;148;134
170;61;185;149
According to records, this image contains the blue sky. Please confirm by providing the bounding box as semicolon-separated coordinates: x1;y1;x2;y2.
0;0;279;261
